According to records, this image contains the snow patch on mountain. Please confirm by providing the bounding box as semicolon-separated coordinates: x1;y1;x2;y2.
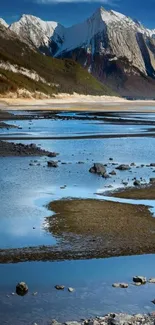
0;18;8;28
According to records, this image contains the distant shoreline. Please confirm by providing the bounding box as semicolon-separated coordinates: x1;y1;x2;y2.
0;94;155;111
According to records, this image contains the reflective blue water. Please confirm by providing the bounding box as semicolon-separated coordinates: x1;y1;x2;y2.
0;135;155;248
1;110;155;324
0;118;151;137
1;255;155;324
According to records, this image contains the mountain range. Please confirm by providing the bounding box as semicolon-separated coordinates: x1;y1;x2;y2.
1;7;155;98
0;19;115;98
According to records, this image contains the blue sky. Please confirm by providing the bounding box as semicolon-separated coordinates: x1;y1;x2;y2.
1;0;155;29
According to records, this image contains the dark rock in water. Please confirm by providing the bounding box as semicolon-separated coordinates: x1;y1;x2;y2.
122;181;128;186
152;299;155;304
89;163;106;176
48;152;58;158
130;162;136;166
102;173;110;179
150;163;155;167
133;180;141;186
16;282;28;296
112;283;128;288
150;178;155;183
77;161;85;164
133;276;146;284
55;285;65;290
116;164;130;171
47;161;58;168
109;170;116;176
109;158;113;161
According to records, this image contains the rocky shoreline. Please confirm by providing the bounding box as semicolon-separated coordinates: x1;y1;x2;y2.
52;313;155;325
0;140;57;156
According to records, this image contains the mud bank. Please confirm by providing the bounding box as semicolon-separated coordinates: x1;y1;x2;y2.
2;198;155;263
0;140;56;156
111;183;155;200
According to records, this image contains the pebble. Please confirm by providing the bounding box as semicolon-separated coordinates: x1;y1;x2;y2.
112;283;128;288
68;287;75;292
55;285;65;290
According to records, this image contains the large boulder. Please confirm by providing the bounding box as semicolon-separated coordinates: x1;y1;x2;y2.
89;163;106;176
16;282;28;296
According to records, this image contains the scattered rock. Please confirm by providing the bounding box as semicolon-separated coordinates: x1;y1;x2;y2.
150;163;155;167
133;282;142;286
55;285;65;290
112;283;128;288
77;161;85;164
68;287;75;292
47;161;58;168
102;173;110;179
133;180;141;186
65;322;81;325
122;181;128;186
89;163;106;176
53;313;155;325
133;276;146;284
149;278;155;283
116;164;130;171
48;152;58;158
16;282;28;296
130;162;136;166
109;170;116;176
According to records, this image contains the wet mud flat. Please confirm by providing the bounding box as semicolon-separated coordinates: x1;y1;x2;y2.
111;183;155;200
2;109;155;125
2;198;155;263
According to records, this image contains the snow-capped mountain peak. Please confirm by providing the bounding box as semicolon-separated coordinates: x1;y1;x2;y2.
9;14;65;53
0;18;8;28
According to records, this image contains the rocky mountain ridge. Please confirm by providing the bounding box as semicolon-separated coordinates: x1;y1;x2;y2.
2;7;155;97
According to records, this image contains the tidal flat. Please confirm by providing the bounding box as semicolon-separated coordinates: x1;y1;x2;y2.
1;108;155;324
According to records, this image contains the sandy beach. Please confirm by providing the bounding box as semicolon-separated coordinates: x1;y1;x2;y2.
1;93;155;111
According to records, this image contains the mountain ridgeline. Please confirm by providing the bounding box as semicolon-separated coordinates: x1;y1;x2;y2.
0;21;116;98
1;7;155;98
